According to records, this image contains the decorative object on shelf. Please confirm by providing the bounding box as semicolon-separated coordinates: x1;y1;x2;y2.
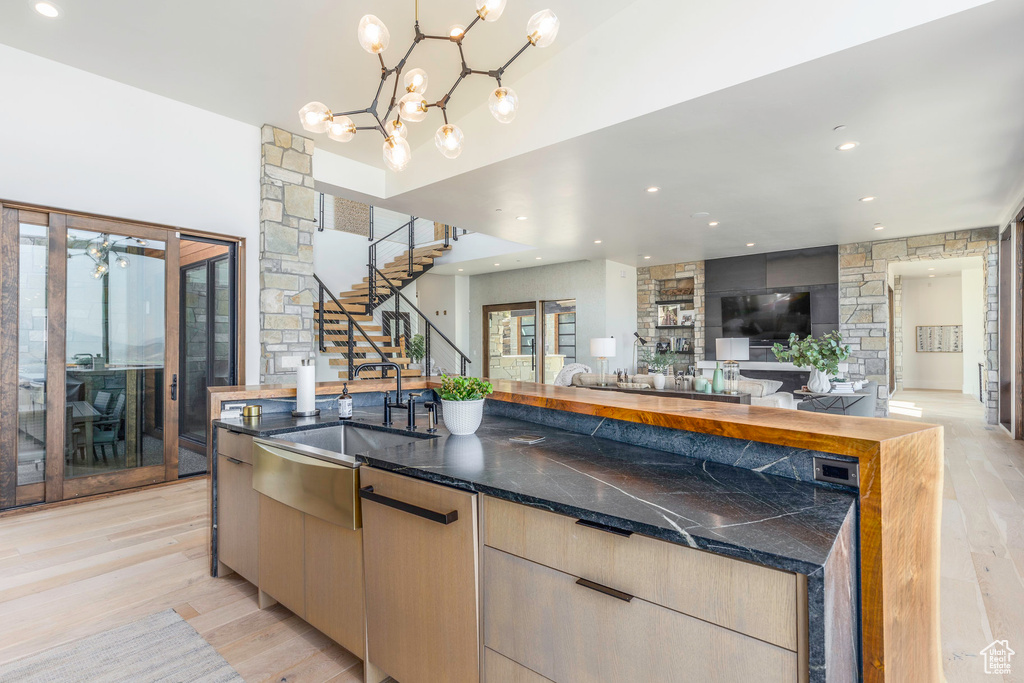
716;338;750;395
632;332;648;374
915;325;963;353
590;337;616;387
652;373;666;390
299;0;559;170
657;303;681;327
693;375;708;392
437;374;493;435
771;331;852;395
711;362;725;393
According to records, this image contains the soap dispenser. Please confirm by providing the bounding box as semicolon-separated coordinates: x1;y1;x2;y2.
338;383;353;420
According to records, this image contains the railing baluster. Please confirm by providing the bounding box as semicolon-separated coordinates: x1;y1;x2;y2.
347;316;354;381
318;284;325;352
425;325;431;378
407;216;415;277
368;205;374;241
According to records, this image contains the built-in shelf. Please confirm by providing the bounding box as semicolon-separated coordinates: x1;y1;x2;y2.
655;298;694;305
656;325;695;330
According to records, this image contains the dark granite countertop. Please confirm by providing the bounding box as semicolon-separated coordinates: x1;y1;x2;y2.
215;406;855;575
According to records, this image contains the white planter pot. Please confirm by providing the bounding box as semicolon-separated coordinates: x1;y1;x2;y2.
440;398;485;435
808;368;831;393
652;373;666;390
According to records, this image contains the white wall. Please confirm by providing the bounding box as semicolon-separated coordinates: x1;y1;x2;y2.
0;44;262;383
961;267;986;397
467;260;638;376
901;275;964;390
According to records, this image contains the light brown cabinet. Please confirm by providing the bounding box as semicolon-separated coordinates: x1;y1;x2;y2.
258;494;305;617
360;466;480;683
215;429;258;586
304;514;365;658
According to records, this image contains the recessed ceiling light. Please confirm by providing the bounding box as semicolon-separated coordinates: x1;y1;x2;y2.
643;255;651;259
594;240;602;244
859;196;876;202
836;142;859;151
495;208;502;212
646;186;660;193
708;221;719;227
746;242;755;247
927;267;935;271
515;216;528;221
833;125;847;132
458;268;464;271
874;225;884;231
34;1;60;17
929;274;935;278
535;256;542;260
690;211;710;218
494;263;500;266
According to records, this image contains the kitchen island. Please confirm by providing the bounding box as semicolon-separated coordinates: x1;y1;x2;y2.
207;378;943;683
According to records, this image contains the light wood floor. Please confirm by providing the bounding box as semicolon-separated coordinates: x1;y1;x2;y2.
889;390;1024;683
0;478;364;682
1;392;1021;682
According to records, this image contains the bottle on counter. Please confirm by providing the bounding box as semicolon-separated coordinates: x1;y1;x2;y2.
338;383;353;420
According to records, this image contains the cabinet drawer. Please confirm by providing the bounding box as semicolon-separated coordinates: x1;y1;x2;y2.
485;648;554;683
217;428;253;464
482;495;799;651
216;455;259;585
484;546;797;683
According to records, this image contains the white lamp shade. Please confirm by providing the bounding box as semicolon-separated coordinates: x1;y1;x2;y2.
590;338;616;358
716;337;749;361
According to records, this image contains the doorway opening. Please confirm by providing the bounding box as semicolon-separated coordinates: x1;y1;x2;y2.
179;237;238;476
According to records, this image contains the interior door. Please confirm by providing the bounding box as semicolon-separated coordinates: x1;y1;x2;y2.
60;215;180;499
483;302;538;382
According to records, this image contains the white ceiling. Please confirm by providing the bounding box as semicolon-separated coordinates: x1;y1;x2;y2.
891;256;984;279
2;0;1021;273
380;0;1024;271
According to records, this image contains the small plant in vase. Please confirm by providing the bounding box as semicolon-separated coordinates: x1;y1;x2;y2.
639;349;678;390
772;332;851;394
407;334;426;373
437;375;494;435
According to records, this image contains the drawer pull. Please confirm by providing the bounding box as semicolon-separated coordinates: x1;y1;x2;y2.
575;518;633;538
575;577;634;602
359;486;459;525
225;456;244;465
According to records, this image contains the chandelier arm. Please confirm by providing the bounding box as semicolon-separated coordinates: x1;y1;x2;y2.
497;41;534;76
457;42;468;72
462;15;481;37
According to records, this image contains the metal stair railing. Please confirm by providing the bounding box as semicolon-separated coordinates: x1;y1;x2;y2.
367;215;454;312
314;273;396;381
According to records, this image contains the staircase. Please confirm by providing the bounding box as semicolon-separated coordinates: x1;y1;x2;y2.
314;213;471;381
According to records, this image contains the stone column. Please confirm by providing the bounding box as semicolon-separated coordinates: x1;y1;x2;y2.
259;125;317;384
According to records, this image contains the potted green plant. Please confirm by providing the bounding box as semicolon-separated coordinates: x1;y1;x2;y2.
437;375;494;435
771;331;851;394
407;334;426;373
639;348;678;390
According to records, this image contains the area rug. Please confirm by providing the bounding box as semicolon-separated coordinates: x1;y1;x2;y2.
0;609;243;682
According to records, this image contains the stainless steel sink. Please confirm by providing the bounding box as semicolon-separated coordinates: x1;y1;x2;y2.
252;424;428;530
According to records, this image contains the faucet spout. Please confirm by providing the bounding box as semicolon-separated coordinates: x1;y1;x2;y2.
354;362;405;426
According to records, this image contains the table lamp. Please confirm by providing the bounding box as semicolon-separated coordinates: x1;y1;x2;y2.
716;338;749;395
590;337;616;387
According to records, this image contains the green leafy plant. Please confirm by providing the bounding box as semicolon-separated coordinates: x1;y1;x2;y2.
437;375;494;401
407;334;426;362
772;331;851;375
638;348;679;374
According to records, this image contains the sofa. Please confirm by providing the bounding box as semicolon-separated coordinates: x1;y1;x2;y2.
570;373;796;409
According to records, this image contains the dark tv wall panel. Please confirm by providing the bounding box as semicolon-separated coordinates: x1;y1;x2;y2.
704;245;840;360
765;247;839;288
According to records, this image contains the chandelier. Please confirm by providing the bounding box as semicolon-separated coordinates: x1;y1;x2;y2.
71;233;147;279
298;0;560;171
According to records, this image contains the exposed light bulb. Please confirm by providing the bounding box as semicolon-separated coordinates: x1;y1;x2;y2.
96;263;108;273
382;135;412;172
475;0;507;22
526;9;559;47
117;257;129;269
298;101;332;134
92;269;103;279
384;119;408;139
488;86;519;124
434;124;464;159
88;246;100;257
403;68;429;94
136;239;147;247
327;115;356;142
448;24;465;39
357;15;390;54
398;92;429;122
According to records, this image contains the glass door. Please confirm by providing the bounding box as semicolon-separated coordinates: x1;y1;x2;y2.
540;300;577;384
61;216;179;499
483;302;538;381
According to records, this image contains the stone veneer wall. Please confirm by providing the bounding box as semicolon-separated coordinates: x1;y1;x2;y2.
259;125;318;383
893;275;903;390
637;260;705;363
838;227;999;421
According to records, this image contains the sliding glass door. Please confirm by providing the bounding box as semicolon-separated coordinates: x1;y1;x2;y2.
483;302;538;382
0;207;182;509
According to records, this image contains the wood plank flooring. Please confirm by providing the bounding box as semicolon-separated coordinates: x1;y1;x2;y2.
889;390;1024;683
0;391;1021;682
0;478;364;682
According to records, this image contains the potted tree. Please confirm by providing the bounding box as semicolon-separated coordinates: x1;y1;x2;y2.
772;331;851;394
407;334;426;375
437;375;494;435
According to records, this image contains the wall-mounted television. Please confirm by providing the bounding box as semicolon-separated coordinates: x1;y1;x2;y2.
720;292;812;346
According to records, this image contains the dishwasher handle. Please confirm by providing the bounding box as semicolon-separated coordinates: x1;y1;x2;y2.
359;485;459;525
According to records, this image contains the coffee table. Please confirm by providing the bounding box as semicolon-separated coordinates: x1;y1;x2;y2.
794;390;869;415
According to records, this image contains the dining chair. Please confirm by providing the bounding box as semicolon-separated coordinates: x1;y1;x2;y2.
92;393;126;463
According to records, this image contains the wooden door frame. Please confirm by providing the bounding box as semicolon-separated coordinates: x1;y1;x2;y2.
887;284;896;396
481;301;538;380
1014;213;1024;439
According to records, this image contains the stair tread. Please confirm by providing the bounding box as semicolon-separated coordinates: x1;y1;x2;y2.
339;369;423;378
329;358;412;366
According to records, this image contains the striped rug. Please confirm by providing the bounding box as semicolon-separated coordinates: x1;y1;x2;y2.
0;609;243;682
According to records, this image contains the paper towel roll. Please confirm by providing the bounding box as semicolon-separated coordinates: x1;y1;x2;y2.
296;360;316;414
